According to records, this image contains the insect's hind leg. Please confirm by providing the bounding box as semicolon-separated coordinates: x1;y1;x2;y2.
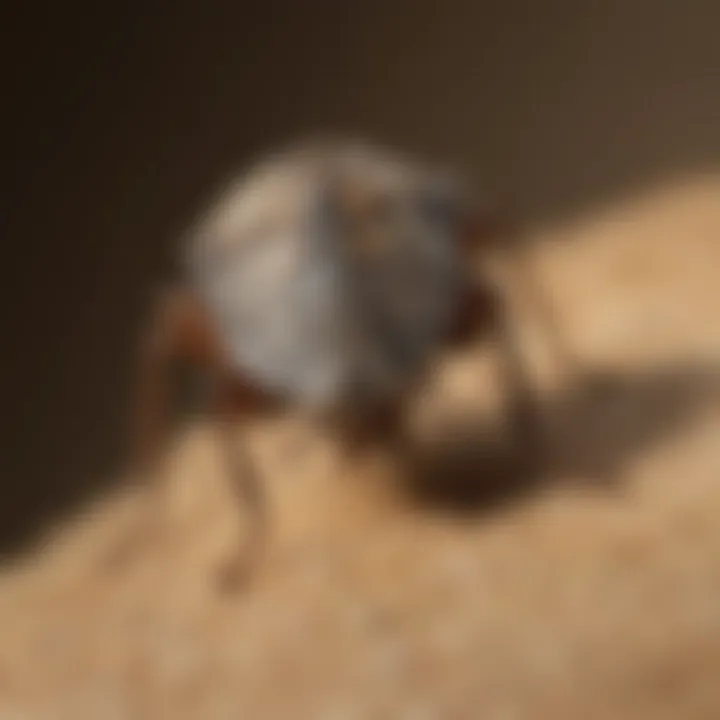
210;375;271;592
493;285;544;471
468;278;544;472
100;284;224;571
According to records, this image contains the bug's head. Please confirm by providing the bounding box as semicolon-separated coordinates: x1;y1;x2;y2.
307;141;502;269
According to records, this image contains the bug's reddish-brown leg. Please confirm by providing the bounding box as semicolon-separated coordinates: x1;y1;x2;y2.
211;375;271;591
471;207;579;379
505;245;580;380
455;207;557;462
101;286;222;568
102;285;271;589
489;284;543;465
455;278;542;467
133;289;216;476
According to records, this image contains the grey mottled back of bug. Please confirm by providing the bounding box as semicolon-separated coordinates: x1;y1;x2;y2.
183;140;472;414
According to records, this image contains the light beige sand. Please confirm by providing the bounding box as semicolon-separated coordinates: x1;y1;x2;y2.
2;174;720;719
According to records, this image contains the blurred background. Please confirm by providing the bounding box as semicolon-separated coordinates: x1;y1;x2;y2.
3;1;720;717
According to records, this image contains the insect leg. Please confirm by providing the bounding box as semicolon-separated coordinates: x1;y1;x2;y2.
101;284;223;570
211;374;270;592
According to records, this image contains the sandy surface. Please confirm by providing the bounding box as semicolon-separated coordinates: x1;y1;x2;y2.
2;174;720;719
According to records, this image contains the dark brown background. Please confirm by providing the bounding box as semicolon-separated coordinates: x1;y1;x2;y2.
4;0;719;551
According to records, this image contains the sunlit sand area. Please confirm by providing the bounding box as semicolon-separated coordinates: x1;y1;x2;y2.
2;174;720;718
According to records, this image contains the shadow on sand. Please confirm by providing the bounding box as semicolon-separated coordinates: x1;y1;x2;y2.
398;362;720;515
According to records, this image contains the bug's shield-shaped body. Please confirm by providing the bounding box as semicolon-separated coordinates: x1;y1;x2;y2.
184;142;472;416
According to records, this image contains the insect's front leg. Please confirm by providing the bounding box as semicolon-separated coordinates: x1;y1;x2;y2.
211;374;272;592
457;278;543;471
101;284;226;571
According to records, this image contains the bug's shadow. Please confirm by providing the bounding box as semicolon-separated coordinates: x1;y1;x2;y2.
396;362;720;515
